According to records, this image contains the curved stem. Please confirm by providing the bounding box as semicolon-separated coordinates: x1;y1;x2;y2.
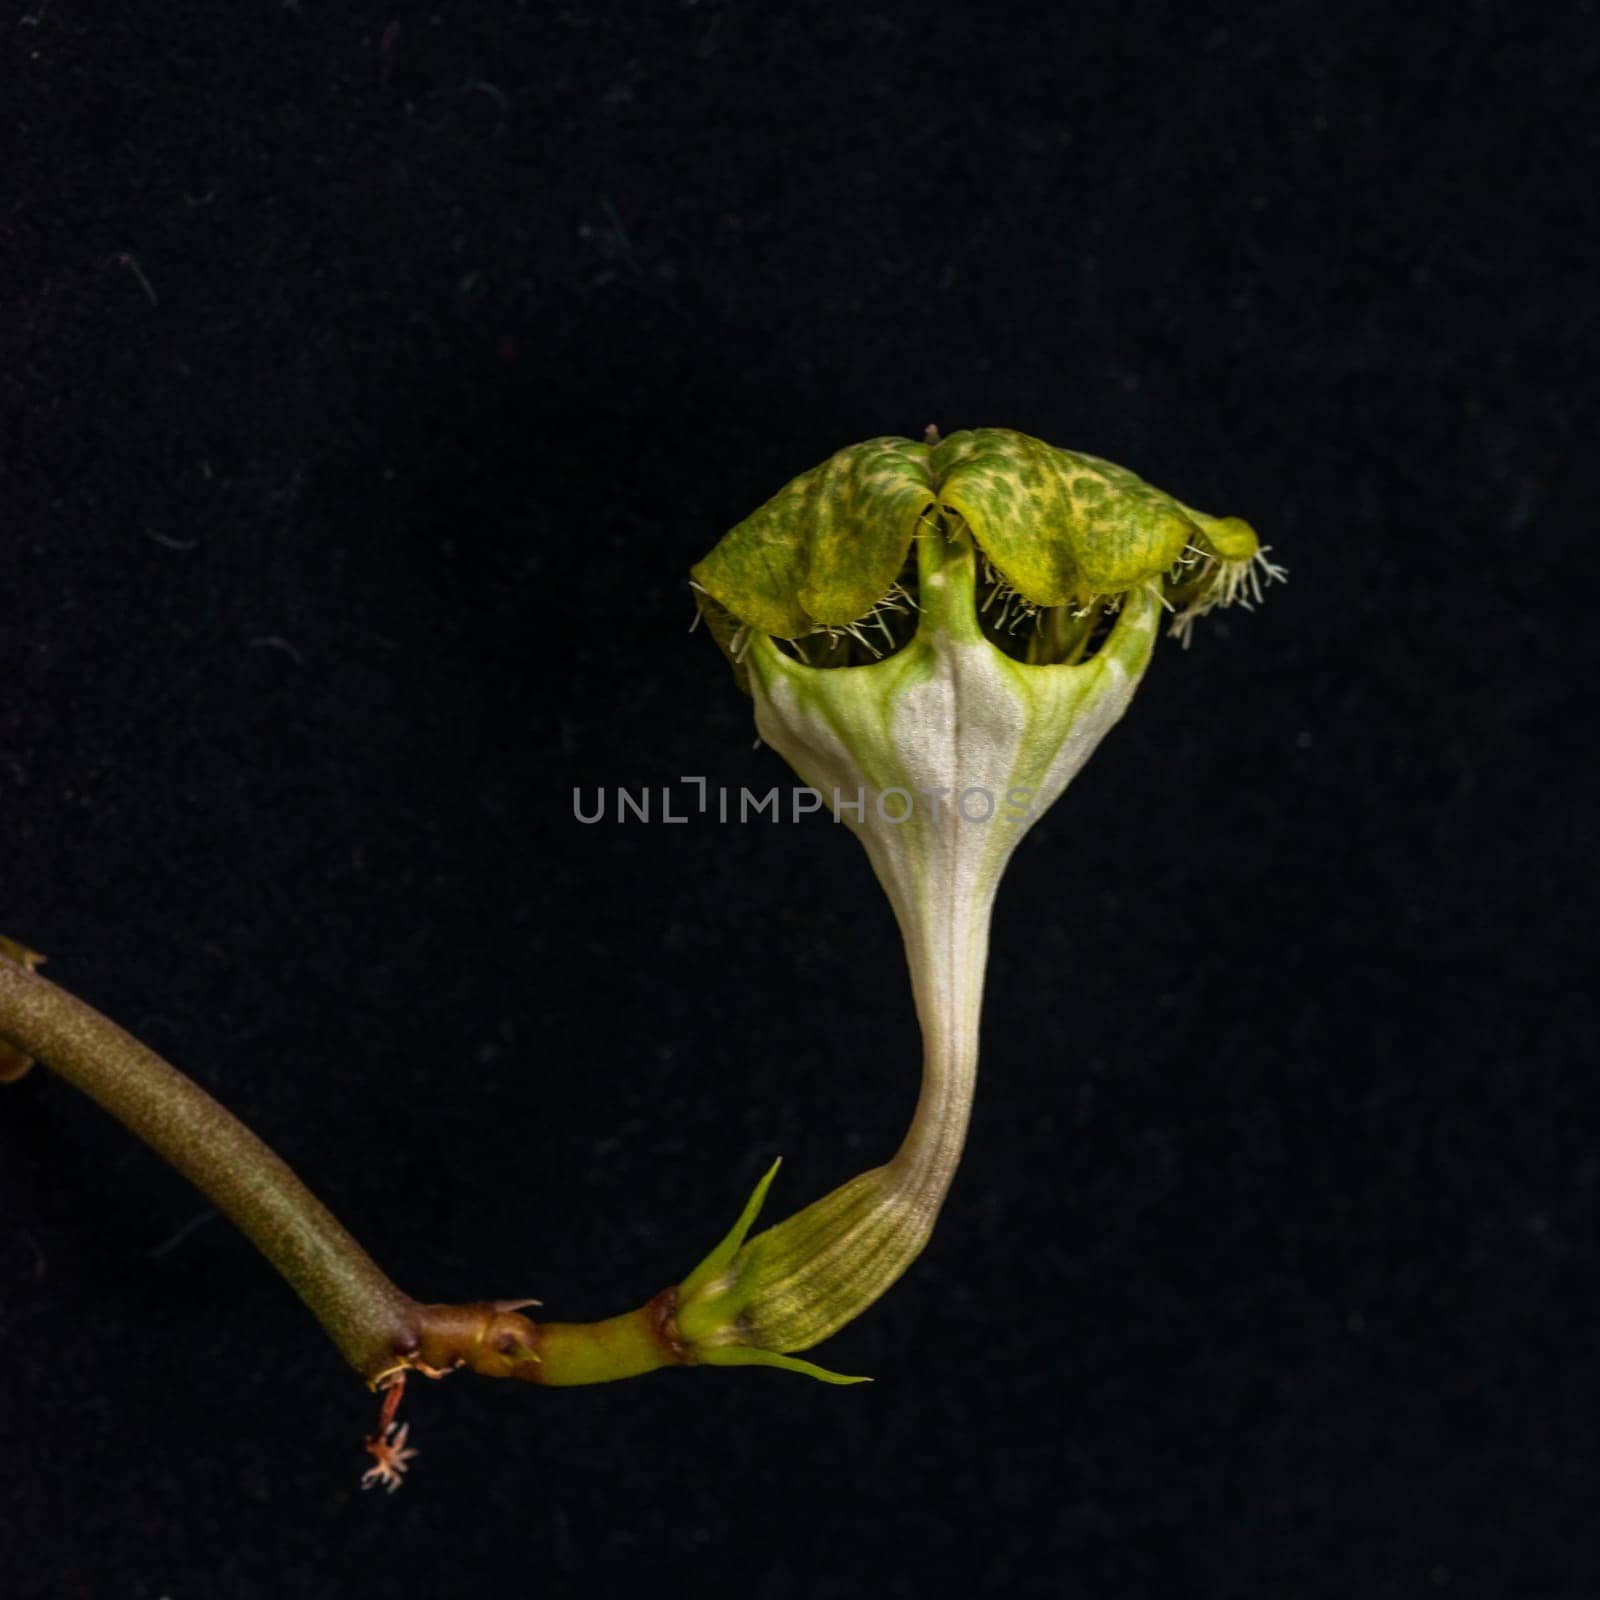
0;953;420;1375
0;953;691;1388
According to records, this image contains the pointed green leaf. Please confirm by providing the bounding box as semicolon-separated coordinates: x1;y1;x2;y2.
679;1157;782;1306
694;1344;872;1385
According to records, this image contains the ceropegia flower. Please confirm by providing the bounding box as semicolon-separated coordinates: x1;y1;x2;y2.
676;427;1281;1377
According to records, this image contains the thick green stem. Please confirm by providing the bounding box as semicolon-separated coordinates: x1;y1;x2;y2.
0;953;697;1389
0;954;418;1377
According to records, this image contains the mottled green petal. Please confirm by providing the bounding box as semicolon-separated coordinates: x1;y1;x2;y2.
1057;448;1206;591
935;429;1199;603
797;437;935;625
690;494;812;639
932;428;1083;602
690;436;933;636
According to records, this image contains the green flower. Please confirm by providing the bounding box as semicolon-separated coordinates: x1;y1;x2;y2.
677;428;1281;1379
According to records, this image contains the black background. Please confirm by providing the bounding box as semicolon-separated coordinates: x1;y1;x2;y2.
2;3;1593;1597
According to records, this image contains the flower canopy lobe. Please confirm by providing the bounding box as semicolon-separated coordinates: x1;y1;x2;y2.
692;427;1271;677
691;435;934;641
